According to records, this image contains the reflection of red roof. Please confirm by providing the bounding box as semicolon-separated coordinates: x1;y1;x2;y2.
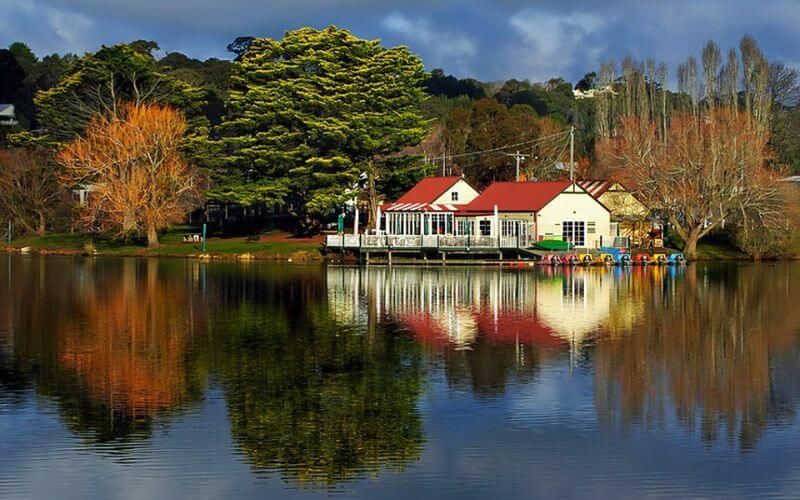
398;313;452;345
398;308;566;349
462;180;571;213
475;310;566;347
396;177;463;204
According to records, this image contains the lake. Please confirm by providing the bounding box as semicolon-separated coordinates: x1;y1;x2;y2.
1;256;799;499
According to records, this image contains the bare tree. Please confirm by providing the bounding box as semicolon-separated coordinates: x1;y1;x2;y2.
740;34;761;119
0;149;64;236
721;47;740;110
657;62;668;142
595;61;616;139
768;62;800;108
752;55;772;132
702;40;721;109
678;57;701;117
597;110;778;259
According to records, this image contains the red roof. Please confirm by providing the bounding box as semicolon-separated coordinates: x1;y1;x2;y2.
383;202;461;212
395;177;463;204
577;179;613;198
462;180;572;213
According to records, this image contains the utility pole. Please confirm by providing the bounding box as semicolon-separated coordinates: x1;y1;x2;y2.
569;125;575;183
506;150;529;182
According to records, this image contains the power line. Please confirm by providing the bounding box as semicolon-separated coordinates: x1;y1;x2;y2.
447;134;570;182
442;129;570;161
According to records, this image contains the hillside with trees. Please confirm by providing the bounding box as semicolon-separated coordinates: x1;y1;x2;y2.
1;30;799;257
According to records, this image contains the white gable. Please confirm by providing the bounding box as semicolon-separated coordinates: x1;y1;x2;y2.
432;178;479;205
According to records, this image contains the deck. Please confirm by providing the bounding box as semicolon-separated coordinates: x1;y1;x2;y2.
325;234;539;256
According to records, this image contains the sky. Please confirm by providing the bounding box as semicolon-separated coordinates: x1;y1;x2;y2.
2;0;800;84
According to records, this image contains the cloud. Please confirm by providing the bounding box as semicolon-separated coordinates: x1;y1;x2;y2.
506;9;607;81
43;8;94;51
3;1;800;83
382;12;477;74
0;0;97;56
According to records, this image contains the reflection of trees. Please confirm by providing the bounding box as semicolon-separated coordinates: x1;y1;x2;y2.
209;269;424;487
0;256;207;443
594;264;800;450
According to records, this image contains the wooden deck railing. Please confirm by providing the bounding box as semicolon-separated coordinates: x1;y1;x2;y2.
325;234;536;250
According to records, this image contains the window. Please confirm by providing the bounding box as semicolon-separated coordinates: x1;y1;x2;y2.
390;212;422;235
500;219;529;237
451;191;459;202
457;219;473;235
479;220;492;236
427;213;452;235
587;221;596;234
562;221;586;247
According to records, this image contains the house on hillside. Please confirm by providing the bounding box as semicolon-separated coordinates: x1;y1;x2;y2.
457;180;612;248
0;104;19;126
578;180;651;244
379;176;480;235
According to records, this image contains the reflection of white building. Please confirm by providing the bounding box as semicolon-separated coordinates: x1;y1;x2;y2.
535;271;611;344
326;267;614;350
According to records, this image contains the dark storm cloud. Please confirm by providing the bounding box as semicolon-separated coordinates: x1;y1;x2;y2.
2;0;799;84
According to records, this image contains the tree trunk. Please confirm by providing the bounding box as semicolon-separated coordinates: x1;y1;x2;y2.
146;223;159;247
682;226;702;260
37;212;46;236
367;161;378;231
122;209;137;234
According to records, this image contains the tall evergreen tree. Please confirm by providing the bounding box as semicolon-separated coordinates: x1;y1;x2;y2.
207;27;429;232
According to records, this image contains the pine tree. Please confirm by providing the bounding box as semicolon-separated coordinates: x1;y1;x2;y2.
207;27;429;232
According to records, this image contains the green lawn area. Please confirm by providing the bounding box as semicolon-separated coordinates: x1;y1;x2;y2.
665;229;749;261
694;240;749;260
1;228;323;260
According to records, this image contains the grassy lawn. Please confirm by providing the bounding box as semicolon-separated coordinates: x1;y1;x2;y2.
1;228;323;260
665;229;749;260
694;240;749;260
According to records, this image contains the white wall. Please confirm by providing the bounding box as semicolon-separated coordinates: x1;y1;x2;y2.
537;186;611;249
433;179;480;205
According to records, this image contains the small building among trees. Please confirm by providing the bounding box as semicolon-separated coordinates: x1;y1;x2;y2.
0;104;18;127
377;177;614;249
577;180;651;246
380;176;479;235
457;180;612;248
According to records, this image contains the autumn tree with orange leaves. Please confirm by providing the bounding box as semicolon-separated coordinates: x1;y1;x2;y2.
58;102;204;247
597;110;787;259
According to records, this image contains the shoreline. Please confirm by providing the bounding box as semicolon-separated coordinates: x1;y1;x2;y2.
3;245;798;264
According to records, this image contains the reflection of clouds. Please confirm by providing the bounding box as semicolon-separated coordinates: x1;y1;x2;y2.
505;364;598;431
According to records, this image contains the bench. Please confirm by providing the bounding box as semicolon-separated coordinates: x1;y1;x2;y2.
182;233;201;243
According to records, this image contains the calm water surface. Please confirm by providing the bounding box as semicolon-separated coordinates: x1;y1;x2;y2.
1;256;800;499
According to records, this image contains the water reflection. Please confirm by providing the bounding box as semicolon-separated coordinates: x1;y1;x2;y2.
2;257;800;497
0;257;424;488
328;264;800;450
0;257;207;442
593;264;800;450
205;264;424;487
